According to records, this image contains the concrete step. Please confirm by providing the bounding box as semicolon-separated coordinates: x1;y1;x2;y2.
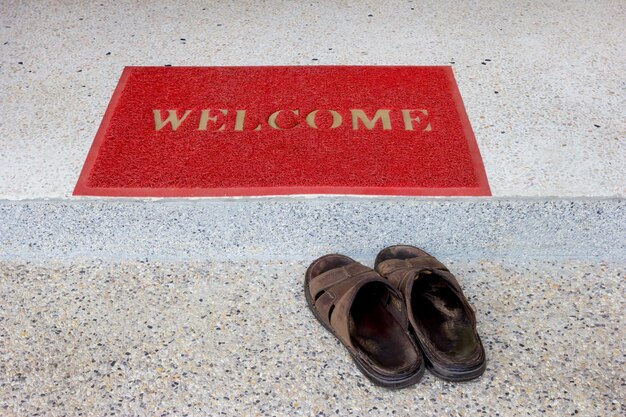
0;258;623;416
1;198;623;263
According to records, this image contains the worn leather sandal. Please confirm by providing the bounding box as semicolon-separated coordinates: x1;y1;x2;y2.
305;254;425;388
375;245;486;382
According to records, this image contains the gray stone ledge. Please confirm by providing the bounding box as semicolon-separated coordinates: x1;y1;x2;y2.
0;198;624;262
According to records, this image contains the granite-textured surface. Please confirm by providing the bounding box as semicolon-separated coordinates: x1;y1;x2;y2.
1;198;624;262
1;0;625;199
0;259;624;416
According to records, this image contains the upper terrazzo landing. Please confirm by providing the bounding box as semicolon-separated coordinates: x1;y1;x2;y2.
1;0;624;199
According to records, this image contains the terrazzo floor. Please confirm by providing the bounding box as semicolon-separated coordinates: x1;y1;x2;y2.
1;258;623;416
2;2;625;417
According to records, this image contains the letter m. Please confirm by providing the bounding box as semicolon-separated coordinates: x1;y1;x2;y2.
153;109;192;131
351;109;392;130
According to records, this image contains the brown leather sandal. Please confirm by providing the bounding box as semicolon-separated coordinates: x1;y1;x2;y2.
305;254;425;388
375;245;486;382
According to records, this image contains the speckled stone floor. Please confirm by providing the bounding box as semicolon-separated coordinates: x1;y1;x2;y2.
1;259;623;416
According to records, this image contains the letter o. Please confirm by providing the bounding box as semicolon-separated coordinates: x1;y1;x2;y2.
305;110;343;129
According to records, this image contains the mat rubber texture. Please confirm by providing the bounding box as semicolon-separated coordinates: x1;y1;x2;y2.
74;66;490;197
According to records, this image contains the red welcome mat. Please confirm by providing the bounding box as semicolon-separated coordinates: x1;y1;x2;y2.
74;66;490;197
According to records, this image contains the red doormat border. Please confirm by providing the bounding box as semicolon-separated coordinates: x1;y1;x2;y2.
74;66;491;197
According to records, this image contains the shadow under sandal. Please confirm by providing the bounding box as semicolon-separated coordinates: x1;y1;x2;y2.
305;254;425;388
375;245;486;382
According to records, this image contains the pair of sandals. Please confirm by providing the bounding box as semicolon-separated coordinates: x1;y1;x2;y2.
305;245;486;388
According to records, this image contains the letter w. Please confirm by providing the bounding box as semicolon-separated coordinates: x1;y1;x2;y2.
153;110;192;131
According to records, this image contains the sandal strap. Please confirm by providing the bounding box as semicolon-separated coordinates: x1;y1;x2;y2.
311;262;408;345
377;256;448;277
330;275;407;348
378;256;466;297
380;256;476;330
309;261;372;298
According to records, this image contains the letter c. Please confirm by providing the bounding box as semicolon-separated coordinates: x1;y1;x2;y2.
268;110;300;130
